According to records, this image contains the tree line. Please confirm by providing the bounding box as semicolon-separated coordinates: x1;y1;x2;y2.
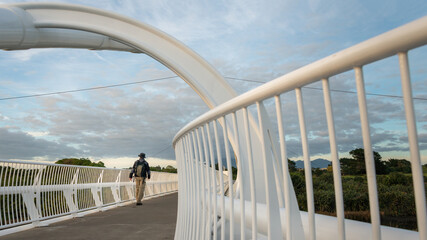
55;158;105;167
54;158;178;173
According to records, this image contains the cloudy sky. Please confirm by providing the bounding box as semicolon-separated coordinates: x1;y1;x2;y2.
0;0;426;168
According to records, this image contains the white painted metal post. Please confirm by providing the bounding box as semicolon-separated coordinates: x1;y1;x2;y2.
214;119;226;240
201;126;213;239
232;112;246;240
398;52;427;240
256;101;283;240
222;116;235;240
354;66;381;240
206;122;218;240
275;95;293;240
242;107;257;240
322;78;346;240
195;129;207;239
295;88;316;240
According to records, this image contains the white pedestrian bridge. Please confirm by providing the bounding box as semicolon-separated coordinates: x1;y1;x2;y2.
0;2;426;240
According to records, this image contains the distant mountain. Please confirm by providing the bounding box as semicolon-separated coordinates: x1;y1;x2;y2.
294;158;331;169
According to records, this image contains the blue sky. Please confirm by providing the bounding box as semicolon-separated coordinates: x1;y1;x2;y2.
0;0;426;168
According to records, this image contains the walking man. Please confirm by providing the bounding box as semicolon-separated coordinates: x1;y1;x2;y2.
129;153;151;205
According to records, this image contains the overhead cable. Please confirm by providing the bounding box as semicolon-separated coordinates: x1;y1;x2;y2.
0;76;179;101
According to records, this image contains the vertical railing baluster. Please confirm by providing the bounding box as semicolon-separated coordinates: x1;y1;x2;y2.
10;164;16;224
222;116;235;240
182;139;188;240
58;166;64;215
39;165;45;218
275;95;293;240
183;139;191;240
61;166;68;213
214;119;226;240
354;66;381;240
232;111;245;240
201;125;213;239
24;164;31;221
55;165;60;213
44;165;49;218
66;166;72;212
192;132;202;239
48;165;54;217
178;141;186;240
322;78;346;240
196;128;207;239
186;134;195;240
20;165;27;222
56;166;62;215
175;142;182;239
295;87;316;240
14;165;19;223
6;162;13;225
242;107;257;240
0;162;4;226
11;163;17;224
206;122;218;240
80;168;84;209
195;130;203;238
256;101;275;240
18;165;22;223
52;166;58;216
398;52;427;240
18;165;23;223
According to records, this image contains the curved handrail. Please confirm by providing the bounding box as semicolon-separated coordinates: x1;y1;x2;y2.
173;15;427;146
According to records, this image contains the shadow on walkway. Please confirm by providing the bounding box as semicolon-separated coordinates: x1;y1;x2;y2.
1;193;178;240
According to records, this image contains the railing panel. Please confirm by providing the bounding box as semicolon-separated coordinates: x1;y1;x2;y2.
0;160;178;233
173;14;427;240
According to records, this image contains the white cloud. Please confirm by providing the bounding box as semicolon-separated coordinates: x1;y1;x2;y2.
0;114;10;121
9;49;55;61
0;127;81;160
96;156;176;169
27;131;49;137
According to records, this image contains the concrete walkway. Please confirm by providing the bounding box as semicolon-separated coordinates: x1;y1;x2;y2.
1;193;178;240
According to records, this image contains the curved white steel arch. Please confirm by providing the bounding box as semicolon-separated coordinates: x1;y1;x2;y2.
0;2;237;108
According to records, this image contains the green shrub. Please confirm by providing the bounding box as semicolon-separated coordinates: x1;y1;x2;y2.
314;189;336;212
379;184;416;217
387;172;411;185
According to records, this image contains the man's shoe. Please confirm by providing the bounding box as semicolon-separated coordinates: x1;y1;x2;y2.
136;202;143;206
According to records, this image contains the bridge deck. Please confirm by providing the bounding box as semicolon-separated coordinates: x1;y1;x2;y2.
1;193;178;240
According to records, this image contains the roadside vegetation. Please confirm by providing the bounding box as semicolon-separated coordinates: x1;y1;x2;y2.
290;148;427;230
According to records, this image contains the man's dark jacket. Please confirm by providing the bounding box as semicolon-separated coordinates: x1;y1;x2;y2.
129;158;151;179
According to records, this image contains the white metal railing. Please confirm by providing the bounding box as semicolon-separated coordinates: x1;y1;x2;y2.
0;160;178;235
173;15;427;240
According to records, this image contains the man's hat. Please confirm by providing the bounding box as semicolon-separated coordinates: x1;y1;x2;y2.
138;153;146;158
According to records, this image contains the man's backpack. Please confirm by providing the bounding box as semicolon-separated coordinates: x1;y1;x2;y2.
135;161;146;177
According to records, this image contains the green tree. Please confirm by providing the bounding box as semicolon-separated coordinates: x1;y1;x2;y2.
386;159;411;173
341;148;388;175
150;165;162;171
163;165;177;173
288;159;297;172
340;157;364;175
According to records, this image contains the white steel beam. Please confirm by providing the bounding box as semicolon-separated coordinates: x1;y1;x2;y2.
0;3;237;109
